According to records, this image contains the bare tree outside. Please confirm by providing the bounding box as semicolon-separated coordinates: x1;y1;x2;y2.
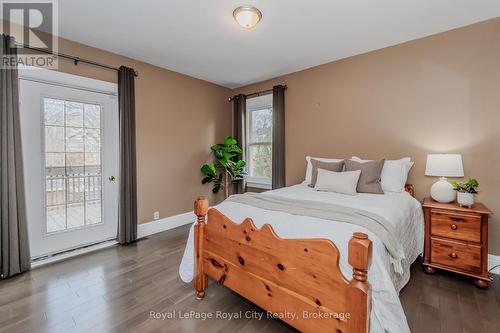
44;98;102;233
248;108;272;179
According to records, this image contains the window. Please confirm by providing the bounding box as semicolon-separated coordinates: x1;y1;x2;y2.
246;94;272;188
44;98;103;233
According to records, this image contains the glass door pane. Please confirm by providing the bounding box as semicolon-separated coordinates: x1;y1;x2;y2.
43;98;102;234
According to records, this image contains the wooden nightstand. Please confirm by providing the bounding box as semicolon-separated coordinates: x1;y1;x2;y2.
422;197;493;288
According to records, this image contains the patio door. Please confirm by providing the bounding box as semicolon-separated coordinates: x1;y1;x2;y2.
19;68;119;258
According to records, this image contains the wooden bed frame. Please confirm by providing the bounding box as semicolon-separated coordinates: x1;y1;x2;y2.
193;184;415;333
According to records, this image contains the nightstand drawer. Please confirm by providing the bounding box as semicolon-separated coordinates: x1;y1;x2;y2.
431;238;481;273
431;210;481;242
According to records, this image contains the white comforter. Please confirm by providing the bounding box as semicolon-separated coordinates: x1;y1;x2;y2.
179;184;424;333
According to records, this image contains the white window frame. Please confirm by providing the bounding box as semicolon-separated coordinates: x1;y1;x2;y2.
246;96;273;190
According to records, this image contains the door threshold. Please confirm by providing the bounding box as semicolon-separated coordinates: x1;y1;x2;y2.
31;239;118;268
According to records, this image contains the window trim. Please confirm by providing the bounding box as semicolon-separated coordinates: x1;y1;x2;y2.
246;180;272;190
245;102;273;187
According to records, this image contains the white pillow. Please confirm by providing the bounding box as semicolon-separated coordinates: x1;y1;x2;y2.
351;156;414;192
304;156;344;184
314;168;361;195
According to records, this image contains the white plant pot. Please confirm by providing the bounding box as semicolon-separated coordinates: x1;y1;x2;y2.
457;192;474;207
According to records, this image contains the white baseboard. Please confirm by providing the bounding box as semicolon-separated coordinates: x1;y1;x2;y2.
138;211;195;238
31;212;194;269
488;254;500;275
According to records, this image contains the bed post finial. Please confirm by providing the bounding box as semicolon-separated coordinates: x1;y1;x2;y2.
349;232;372;284
194;196;209;220
194;196;208;299
348;232;372;333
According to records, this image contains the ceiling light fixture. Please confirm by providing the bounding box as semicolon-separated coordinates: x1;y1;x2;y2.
233;6;262;29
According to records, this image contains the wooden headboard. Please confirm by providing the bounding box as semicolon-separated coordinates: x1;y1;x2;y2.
405;184;415;197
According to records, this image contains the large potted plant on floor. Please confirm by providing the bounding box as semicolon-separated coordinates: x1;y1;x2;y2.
200;136;246;198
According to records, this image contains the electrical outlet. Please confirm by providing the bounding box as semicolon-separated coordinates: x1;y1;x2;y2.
153;211;160;220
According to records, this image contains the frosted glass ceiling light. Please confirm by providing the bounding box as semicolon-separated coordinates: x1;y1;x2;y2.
233;6;262;29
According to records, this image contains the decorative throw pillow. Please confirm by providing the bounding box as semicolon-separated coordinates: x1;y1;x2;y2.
308;159;344;187
304;156;344;184
351;156;414;192
314;168;361;195
344;159;385;194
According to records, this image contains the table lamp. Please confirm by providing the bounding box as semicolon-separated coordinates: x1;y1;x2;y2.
425;154;464;203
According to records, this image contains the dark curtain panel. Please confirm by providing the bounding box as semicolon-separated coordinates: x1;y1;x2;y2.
0;34;31;278
117;66;137;244
232;94;246;194
272;85;286;189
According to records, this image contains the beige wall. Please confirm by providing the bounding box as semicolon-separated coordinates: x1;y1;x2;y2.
233;18;500;254
54;42;232;224
2;23;232;224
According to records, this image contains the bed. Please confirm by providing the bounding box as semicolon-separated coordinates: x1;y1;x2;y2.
179;183;424;333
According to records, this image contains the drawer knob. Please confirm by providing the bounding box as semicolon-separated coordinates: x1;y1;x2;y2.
450;224;458;230
449;252;458;259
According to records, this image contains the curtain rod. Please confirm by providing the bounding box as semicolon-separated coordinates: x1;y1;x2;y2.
228;85;287;101
14;42;139;77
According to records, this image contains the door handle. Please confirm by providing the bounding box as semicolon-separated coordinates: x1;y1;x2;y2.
108;176;116;182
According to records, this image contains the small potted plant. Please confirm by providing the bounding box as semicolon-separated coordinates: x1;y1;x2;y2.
451;178;479;208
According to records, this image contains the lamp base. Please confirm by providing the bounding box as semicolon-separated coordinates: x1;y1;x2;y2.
430;177;456;203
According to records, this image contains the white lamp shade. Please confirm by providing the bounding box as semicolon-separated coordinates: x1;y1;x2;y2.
425;154;464;177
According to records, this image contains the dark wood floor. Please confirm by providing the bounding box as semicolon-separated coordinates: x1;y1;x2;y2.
0;224;499;333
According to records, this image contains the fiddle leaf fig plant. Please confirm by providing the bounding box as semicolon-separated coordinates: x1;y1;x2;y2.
451;178;479;194
200;136;246;197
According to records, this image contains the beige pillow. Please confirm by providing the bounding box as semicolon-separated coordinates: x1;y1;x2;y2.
308;159;344;187
305;156;343;184
344;159;385;194
314;168;361;195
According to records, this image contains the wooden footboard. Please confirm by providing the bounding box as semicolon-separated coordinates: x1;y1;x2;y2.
193;197;372;333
